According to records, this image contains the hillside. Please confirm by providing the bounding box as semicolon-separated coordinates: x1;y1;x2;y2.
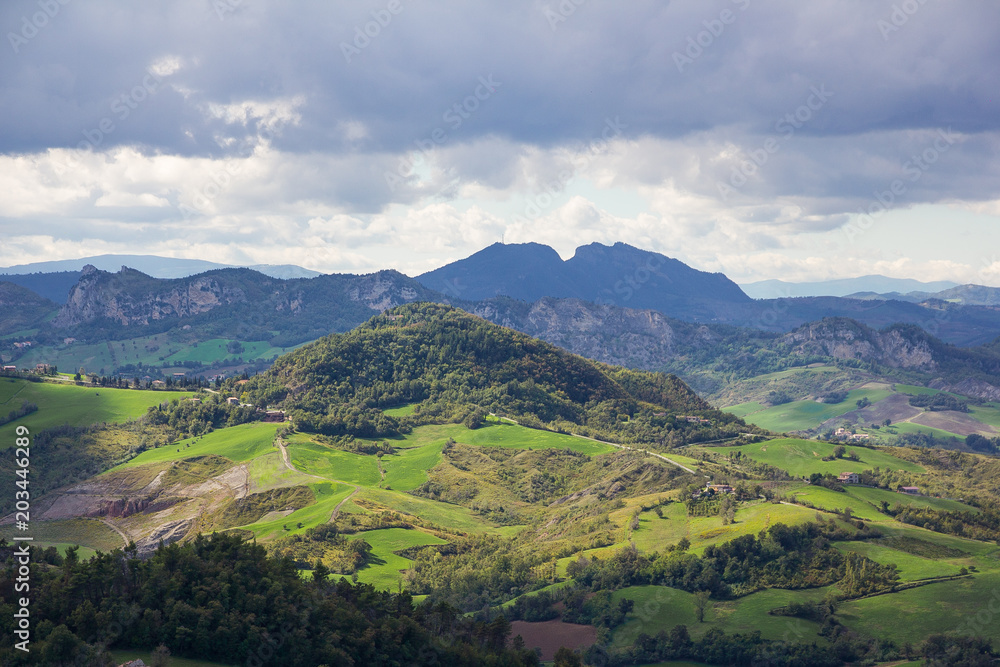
3;309;1000;664
0;281;58;336
240;302;751;445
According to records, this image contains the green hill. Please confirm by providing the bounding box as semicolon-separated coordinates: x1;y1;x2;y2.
239;302;756;445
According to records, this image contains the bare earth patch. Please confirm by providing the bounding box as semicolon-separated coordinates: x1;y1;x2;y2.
509;619;596;661
911;410;998;437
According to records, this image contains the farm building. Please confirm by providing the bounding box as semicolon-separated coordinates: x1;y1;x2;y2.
262;409;286;422
900;486;921;495
838;472;860;484
227;397;240;405
706;483;734;494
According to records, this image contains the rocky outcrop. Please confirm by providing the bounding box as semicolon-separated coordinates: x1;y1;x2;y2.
50;266;440;331
472;297;681;370
89;497;152;518
929;377;1000;401
53;265;250;327
783;318;936;370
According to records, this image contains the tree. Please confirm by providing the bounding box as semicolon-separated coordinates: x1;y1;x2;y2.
152;644;171;667
694;590;711;622
832;445;847;459
313;560;331;582
554;646;582;667
719;495;735;525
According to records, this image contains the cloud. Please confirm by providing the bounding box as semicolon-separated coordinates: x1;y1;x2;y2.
1;1;999;283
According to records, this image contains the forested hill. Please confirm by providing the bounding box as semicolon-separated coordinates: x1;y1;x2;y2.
0;281;58;335
238;303;755;445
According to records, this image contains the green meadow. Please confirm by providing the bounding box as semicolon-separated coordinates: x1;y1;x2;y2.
707;437;924;477
15;333;300;376
345;527;448;589
724;386;894;433
114;422;282;469
0;377;195;446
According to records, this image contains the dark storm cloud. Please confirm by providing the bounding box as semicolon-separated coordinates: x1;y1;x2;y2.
3;0;998;155
2;0;999;227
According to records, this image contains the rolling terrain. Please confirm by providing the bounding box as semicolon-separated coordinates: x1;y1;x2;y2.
2;305;1000;664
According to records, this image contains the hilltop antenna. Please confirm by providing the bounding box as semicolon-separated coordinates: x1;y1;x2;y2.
501;233;505;244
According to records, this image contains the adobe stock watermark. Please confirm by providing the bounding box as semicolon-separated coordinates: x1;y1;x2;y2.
383;75;502;192
51;68;165;175
842;127;958;243
511;116;626;223
542;0;587;32
877;0;933;41
673;0;751;73
213;0;244;21
341;0;406;63
177;118;290;220
716;84;833;201
7;0;72;54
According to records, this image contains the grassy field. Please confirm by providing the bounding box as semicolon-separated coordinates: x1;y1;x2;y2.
894;384;945;396
0;378;195;446
847;485;978;514
237;481;354;540
287;440;382;486
0;518;125;554
724;386;895;433
611;585;828;648
832;541;961;580
707;437;925;477
375;421;617;456
382;440;445;492
839;571;1000;645
687;502;824;554
786;485;886;521
16;333;299;376
968;402;1000;430
382;402;418;417
361;486;495;534
344;527;448;589
114;422;282;469
887;421;967;442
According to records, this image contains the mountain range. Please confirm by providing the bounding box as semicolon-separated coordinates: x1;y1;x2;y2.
7;241;1000;399
741;276;960;299
0;254;321;304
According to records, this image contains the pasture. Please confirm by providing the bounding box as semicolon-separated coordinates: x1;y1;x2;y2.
724;386;894;433
114;422;281;469
0;378;196;446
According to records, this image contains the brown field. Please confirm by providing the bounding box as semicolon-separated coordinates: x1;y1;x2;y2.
910;410;998;436
509;619;597;661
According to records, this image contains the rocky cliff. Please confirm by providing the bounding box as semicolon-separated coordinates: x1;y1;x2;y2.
783;318;937;370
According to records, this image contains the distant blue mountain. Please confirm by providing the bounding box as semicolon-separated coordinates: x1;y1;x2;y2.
740;276;959;299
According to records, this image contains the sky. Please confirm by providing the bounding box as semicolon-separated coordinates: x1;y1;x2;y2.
2;0;999;285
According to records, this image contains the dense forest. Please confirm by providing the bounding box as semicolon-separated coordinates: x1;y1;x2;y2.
0;533;540;666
